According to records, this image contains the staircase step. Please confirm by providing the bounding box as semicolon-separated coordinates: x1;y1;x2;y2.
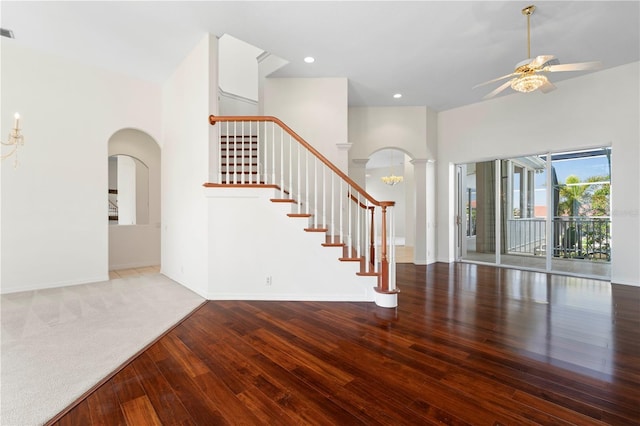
271;199;296;203
287;213;312;218
304;227;328;232
356;271;380;277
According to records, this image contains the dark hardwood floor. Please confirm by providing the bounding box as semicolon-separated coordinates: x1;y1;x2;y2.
50;263;640;425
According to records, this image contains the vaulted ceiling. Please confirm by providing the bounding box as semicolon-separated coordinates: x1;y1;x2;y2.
2;1;639;111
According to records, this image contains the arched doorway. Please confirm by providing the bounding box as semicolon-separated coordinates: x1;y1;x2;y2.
365;148;414;263
108;129;161;275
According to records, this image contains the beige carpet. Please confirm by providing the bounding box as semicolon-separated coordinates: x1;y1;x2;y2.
1;274;205;426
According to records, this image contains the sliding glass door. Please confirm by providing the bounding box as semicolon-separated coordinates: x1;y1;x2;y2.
456;148;611;280
457;161;496;264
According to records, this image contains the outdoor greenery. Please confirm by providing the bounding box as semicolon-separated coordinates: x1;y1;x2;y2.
557;174;611;260
557;174;610;217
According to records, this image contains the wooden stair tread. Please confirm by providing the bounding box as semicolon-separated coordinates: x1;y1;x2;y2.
305;228;328;232
287;213;312;218
356;271;380;277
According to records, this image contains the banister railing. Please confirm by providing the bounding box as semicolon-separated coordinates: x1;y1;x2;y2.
208;115;398;295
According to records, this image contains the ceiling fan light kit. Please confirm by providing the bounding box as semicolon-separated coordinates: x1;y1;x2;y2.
511;73;548;93
474;4;602;100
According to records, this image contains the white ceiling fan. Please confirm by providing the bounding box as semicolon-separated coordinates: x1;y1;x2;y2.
474;4;603;100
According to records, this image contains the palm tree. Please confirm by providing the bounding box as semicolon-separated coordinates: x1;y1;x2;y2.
557;174;588;217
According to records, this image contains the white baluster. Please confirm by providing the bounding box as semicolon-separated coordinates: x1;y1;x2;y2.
269;122;275;185
330;173;335;237
233;121;237;184
279;127;284;198
313;157;318;229
242;121;247;184
288;135;293;200
322;165;326;230
339;180;343;248
297;142;301;214
305;149;309;216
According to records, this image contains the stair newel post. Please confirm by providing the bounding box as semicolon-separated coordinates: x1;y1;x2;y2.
379;204;390;292
369;206;375;272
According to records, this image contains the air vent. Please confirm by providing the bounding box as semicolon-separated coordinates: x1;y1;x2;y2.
1;28;15;39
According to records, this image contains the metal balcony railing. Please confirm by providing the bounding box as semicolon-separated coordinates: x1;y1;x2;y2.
506;216;611;261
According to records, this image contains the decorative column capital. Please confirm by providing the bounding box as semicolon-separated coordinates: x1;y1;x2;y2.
410;158;431;166
351;158;370;168
336;142;353;151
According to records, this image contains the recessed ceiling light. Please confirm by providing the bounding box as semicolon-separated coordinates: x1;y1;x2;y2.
393;93;402;99
304;56;315;63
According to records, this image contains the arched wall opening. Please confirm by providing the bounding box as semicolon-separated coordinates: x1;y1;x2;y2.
108;128;161;271
365;148;413;249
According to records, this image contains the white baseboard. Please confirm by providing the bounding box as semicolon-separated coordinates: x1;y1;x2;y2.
0;274;110;295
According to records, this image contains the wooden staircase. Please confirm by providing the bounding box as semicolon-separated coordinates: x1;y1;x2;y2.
272;199;380;279
209;115;398;307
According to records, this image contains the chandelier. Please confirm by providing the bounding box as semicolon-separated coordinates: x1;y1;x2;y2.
511;73;548;93
1;113;24;167
381;174;403;186
381;150;404;186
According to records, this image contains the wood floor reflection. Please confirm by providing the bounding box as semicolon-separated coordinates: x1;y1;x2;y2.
51;263;640;425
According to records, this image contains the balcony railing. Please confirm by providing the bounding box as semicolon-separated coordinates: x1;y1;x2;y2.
506;216;611;261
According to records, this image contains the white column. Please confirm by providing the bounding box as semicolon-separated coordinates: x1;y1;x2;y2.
411;159;428;264
350;158;369;188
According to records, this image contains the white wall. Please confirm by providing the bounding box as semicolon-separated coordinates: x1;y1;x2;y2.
218;34;263;102
161;34;218;297
206;187;376;300
0;39;161;294
117;155;136;225
263;78;349;172
437;62;640;286
348;107;431;161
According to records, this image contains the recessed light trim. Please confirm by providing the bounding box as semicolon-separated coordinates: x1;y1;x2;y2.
304;56;315;63
393;93;402;99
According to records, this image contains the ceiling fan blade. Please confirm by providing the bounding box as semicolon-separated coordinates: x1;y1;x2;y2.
546;61;603;72
539;79;557;94
483;79;513;100
529;55;556;69
473;72;518;89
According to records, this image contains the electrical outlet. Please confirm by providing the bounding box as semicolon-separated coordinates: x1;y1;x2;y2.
266;276;272;286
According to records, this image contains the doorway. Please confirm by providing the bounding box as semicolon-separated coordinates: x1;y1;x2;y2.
456;148;611;279
108;129;161;273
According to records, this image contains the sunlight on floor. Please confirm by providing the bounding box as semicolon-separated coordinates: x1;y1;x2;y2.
395;246;414;263
109;265;160;279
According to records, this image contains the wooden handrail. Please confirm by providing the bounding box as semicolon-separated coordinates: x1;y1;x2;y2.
210;115;395;209
209;114;398;299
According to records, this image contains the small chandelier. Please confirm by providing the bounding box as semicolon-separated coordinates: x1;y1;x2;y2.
381;174;403;186
1;113;25;167
511;73;548;93
381;150;404;186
